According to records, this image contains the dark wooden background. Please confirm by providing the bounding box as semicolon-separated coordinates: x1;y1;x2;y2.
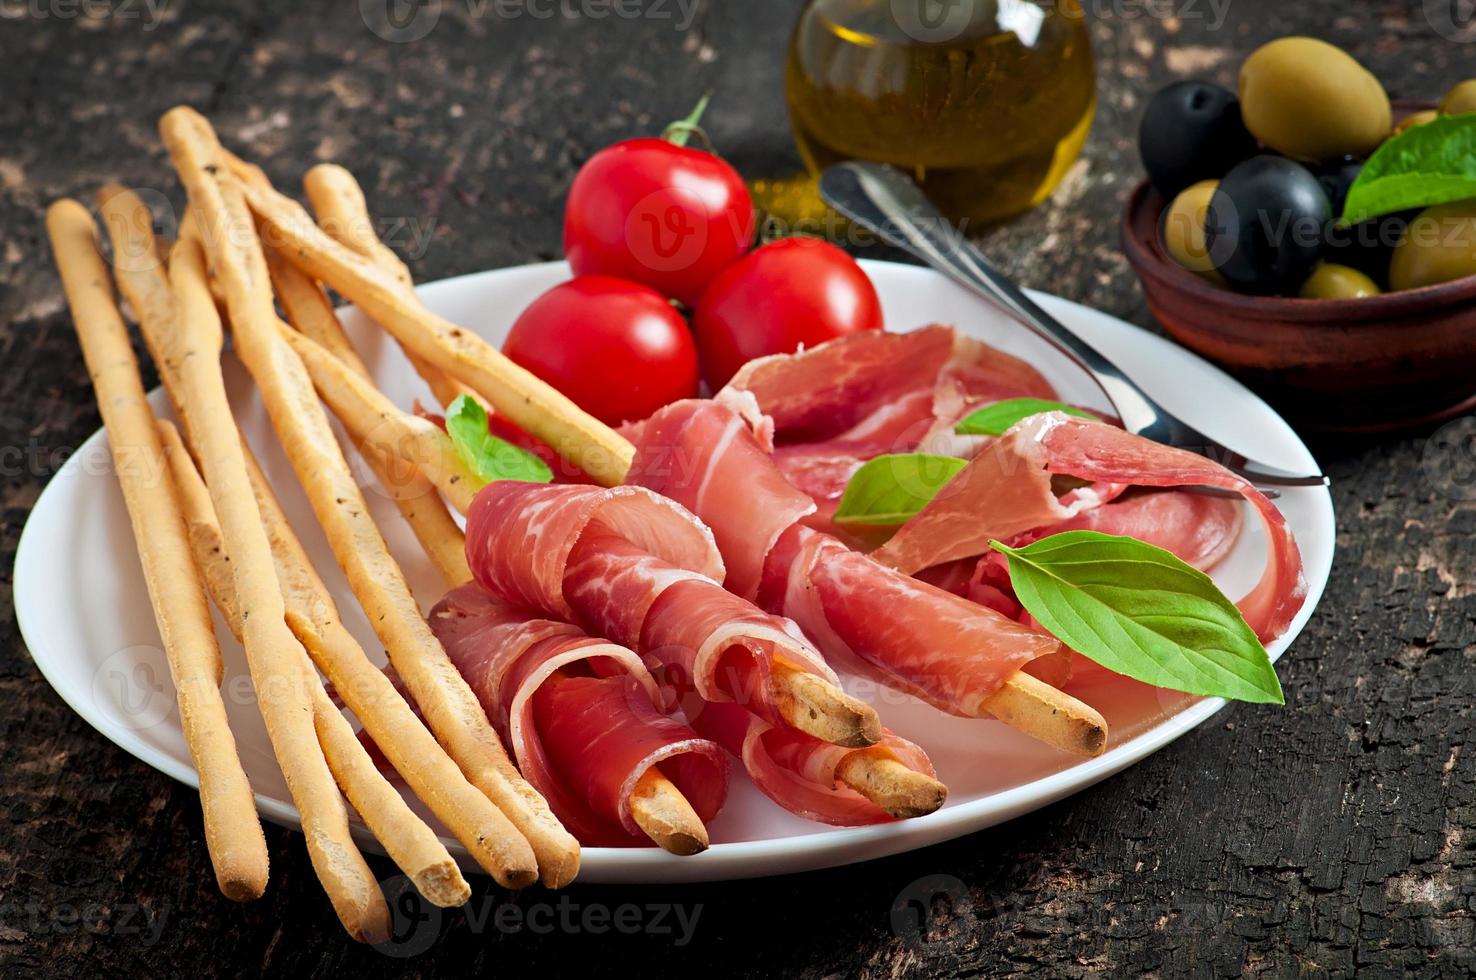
3;1;1473;976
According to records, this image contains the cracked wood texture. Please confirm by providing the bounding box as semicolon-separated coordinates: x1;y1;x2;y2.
2;2;1473;977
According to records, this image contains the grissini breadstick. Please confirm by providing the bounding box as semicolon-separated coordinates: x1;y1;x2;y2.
303;163;414;289
161;106;578;888
44;199;269;905
263;242;373;377
236;176;633;486
627;769;709;856
263;240;472;586
833;751;948;819
224;156;471;588
300;162;483;412
277;323;481;514
165;177;542;890
158;420;471;908
92;187;389;941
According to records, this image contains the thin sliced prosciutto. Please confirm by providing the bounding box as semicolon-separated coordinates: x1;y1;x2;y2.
628;399;1069;717
430;583;728;847
720;325;1058;532
464;482;839;729
872;413;1306;642
689;700;936;826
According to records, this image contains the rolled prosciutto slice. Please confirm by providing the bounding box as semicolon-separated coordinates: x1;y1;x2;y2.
464;481;842;730
628;399;1070;717
872;413;1306;643
430;583;728;848
689;700;938;826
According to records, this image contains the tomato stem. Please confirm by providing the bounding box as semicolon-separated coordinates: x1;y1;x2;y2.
662;92;713;148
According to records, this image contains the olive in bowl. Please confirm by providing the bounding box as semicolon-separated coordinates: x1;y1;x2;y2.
1204;156;1331;295
1138;81;1257;197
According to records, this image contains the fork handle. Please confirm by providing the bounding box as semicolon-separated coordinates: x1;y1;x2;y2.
818;162;1177;434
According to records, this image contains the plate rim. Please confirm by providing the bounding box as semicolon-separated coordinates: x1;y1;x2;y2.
15;258;1336;884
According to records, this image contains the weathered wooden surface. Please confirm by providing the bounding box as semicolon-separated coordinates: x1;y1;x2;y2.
2;2;1473;976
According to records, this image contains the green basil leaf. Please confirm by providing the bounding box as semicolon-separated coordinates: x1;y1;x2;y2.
832;453;968;527
955;398;1096;436
445;394;553;486
1341;114;1476;224
991;531;1284;705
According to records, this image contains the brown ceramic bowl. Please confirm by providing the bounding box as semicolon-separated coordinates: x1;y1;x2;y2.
1121;178;1476;433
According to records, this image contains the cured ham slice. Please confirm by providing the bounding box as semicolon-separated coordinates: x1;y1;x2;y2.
724;324;1056;445
465;481;723;620
430;583;727;847
627;397;815;599
721;326;1058;530
1013;488;1244;572
689;701;936;826
873;413;1305;642
629;399;1069;716
464;481;840;729
759;524;1066;715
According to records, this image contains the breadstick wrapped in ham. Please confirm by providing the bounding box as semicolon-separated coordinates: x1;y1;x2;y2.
686;700;942;826
628;402;1062;703
430;583;728;849
464;483;883;749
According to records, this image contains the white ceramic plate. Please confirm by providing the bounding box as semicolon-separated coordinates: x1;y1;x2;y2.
15;260;1334;884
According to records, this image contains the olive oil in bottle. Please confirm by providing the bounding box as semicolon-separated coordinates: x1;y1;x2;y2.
787;0;1096;224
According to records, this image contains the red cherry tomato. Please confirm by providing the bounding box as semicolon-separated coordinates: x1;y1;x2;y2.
692;238;884;390
564;128;755;307
504;276;700;426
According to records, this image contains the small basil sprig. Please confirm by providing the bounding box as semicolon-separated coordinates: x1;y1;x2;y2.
1340;114;1476;224
445;394;553;486
955;398;1095;436
992;531;1283;704
832;453;966;526
834;401;1094;524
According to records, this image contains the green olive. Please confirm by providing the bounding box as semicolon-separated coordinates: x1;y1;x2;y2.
1161;179;1223;284
1298;262;1381;299
1392;109;1438;137
1389;200;1476;291
1440;79;1476;115
1239;37;1391;161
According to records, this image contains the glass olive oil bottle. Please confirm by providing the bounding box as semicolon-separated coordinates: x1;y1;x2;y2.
787;0;1096;224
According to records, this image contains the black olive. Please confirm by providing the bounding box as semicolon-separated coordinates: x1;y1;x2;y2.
1204;155;1331;295
1139;81;1258;197
1323;209;1415;288
1315;156;1363;218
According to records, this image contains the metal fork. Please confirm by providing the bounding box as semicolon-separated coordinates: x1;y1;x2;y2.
819;162;1328;490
